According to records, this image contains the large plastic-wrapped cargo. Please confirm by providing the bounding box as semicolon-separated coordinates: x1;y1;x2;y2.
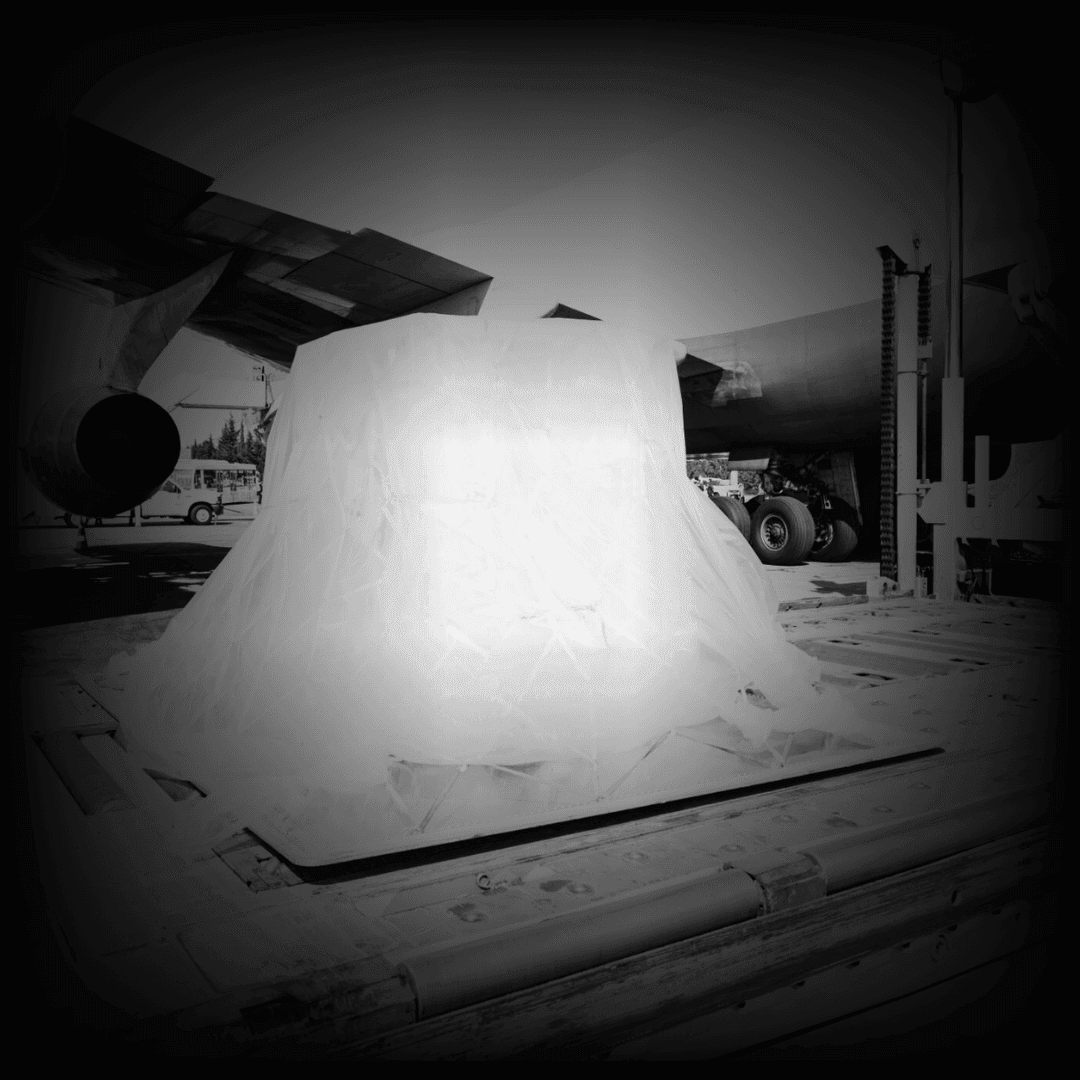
111;314;866;850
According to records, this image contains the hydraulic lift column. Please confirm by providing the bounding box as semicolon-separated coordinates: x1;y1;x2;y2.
931;378;964;600
895;271;919;595
877;246;921;595
929;75;965;601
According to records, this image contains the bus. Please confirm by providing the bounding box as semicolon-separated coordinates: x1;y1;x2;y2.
140;459;261;524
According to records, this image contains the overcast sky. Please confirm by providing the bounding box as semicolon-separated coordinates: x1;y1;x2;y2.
57;21;1042;445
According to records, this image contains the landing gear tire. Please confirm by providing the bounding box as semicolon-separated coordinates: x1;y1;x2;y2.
749;496;816;565
709;494;752;541
810;497;860;562
188;503;214;526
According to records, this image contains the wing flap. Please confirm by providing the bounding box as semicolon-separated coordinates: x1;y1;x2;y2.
283;252;446;314
183;196;345;261
266;275;390;322
338;229;491;295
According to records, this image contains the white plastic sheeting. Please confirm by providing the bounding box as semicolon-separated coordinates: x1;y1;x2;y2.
113;314;865;816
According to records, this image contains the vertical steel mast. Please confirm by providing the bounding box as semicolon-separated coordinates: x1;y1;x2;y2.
934;59;967;600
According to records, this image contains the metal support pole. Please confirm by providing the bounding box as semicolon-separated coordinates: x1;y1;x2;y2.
973;435;990;514
917;268;933;487
945;92;963;380
877;247;904;582
932;64;966;600
896;274;919;594
932;377;965;601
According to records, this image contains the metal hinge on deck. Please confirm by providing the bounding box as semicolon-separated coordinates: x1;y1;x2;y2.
739;852;828;913
213;832;303;892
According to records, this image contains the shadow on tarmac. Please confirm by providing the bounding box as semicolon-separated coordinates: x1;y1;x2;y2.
809;578;867;597
14;542;231;630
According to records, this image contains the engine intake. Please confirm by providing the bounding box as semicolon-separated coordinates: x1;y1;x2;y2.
25;387;181;518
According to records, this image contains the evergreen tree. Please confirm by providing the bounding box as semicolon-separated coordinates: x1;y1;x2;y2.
217;414;241;462
190;414;266;476
189;435;216;459
244;427;266;477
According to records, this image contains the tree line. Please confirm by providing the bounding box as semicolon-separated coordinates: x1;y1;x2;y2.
189;414;266;476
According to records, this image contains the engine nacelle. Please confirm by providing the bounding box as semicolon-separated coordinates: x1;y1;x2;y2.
24;386;181;518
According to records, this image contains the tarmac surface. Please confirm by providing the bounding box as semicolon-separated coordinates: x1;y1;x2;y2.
12;521;1056;632
14;521;885;630
14;523;249;631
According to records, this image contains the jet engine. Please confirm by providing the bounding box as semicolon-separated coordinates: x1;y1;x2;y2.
24;386;181;519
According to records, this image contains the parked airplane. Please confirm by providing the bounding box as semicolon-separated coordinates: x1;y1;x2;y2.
679;265;1064;458
544;229;1065;566
17;119;493;523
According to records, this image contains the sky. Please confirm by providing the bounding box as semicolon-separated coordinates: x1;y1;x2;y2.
22;22;1045;465
71;22;1040;335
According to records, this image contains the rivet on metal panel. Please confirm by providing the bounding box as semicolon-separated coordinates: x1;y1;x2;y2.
825;816;859;828
539;879;571;893
449;903;485;923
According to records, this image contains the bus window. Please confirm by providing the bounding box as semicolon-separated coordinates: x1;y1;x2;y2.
203;470;217;488
194;470;202;489
174;472;193;491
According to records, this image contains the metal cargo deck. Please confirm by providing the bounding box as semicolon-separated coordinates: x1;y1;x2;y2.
16;594;1064;1059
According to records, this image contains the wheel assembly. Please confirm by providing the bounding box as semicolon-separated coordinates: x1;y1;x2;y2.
809;496;860;562
188;503;214;526
749;496;815;564
709;494;752;541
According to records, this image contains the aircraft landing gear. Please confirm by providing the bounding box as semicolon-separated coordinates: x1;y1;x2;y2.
809;497;860;562
749;497;816;564
709;494;752;541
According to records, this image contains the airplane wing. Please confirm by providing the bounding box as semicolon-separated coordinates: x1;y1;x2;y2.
21;119;493;370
